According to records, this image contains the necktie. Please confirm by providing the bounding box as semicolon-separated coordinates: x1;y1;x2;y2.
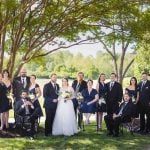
141;81;146;91
76;83;80;93
23;99;30;115
54;84;57;91
110;82;114;91
118;103;126;116
22;78;25;88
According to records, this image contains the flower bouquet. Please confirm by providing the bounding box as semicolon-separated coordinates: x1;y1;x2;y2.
29;93;35;101
6;92;14;108
61;90;72;103
132;96;136;103
98;97;106;106
76;92;84;103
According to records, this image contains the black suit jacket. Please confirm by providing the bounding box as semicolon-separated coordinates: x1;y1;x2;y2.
106;81;123;104
72;79;87;93
16;98;34;116
138;80;150;106
43;82;59;110
12;76;30;100
117;102;133;117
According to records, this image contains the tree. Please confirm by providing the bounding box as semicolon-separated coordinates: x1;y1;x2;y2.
0;0;106;78
87;0;150;84
134;32;150;79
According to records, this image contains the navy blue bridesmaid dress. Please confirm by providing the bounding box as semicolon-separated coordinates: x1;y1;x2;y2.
81;88;97;113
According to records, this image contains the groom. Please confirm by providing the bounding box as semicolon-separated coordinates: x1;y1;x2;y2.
43;73;59;136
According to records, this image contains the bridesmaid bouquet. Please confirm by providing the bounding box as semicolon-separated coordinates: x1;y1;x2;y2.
132;96;136;103
61;91;72;103
29;93;35;100
6;92;14;108
7;92;14;101
98;97;106;106
76;92;84;103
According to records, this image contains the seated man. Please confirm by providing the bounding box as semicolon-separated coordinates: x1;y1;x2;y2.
15;90;39;139
104;93;133;137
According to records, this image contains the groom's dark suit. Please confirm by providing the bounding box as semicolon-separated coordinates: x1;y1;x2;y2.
43;81;59;136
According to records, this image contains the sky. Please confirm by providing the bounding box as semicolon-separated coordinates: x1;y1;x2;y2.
67;42;102;57
66;42;134;57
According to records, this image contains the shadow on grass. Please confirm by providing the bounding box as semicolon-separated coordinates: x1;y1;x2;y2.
0;123;150;150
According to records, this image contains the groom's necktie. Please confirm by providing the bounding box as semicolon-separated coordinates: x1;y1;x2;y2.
76;83;80;93
110;82;114;91
54;83;57;92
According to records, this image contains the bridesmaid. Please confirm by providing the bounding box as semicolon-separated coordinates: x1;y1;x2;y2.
96;73;107;130
29;75;43;117
0;70;12;130
81;79;99;124
125;77;139;118
125;77;138;103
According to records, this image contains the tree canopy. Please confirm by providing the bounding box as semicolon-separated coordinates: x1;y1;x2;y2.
0;0;150;80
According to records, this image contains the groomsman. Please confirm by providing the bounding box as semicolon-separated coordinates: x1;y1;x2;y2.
104;93;133;137
106;73;123;115
13;68;30;101
72;72;87;114
43;73;59;136
137;72;150;134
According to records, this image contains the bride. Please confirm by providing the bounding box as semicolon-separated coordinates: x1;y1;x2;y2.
52;78;78;136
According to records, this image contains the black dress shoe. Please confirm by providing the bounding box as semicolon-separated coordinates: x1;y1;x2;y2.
113;134;119;137
45;133;52;137
107;132;113;136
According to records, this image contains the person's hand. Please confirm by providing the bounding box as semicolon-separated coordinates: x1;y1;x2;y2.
113;114;117;119
87;102;92;105
53;99;58;103
25;101;32;106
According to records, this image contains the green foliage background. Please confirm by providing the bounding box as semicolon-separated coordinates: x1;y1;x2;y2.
26;50;135;80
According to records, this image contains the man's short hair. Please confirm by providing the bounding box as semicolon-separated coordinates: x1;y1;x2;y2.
111;73;117;77
50;73;57;78
142;72;148;75
78;72;84;76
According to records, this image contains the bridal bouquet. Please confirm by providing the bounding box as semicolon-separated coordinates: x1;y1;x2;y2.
76;92;84;103
61;90;72;102
98;97;106;106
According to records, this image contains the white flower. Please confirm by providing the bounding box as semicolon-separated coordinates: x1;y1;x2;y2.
76;92;84;102
29;94;35;100
7;92;14;101
98;97;106;105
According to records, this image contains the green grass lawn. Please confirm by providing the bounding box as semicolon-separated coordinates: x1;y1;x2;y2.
0;123;150;150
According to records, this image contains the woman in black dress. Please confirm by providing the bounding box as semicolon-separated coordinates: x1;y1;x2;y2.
29;75;43;117
0;70;12;130
125;77;139;131
96;73;107;130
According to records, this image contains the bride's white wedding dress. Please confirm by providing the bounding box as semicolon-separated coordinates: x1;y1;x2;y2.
52;86;78;136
